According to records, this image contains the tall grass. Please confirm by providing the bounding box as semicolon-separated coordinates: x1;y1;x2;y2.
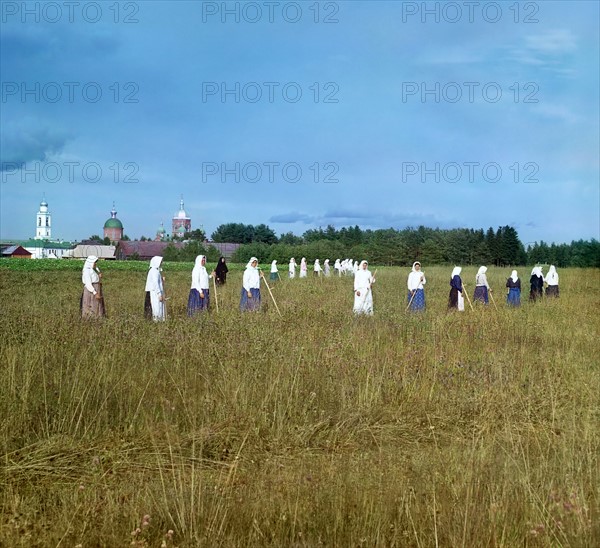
1;266;598;546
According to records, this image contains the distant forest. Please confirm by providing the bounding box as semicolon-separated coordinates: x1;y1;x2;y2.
163;223;600;267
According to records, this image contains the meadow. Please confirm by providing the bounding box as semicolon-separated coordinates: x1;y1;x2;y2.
0;263;598;547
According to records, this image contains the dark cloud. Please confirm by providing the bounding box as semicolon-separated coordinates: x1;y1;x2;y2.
0;124;69;171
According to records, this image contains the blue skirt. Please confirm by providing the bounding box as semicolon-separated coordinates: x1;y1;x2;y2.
507;288;520;307
270;272;278;281
240;287;261;311
473;286;489;304
407;289;425;311
187;288;210;316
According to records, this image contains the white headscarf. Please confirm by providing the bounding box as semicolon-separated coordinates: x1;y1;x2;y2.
83;255;98;269
511;270;518;282
82;255;99;285
546;265;559;284
407;262;425;291
477;266;487;276
451;266;462;278
246;257;259;269
150;256;163;270
191;255;209;290
146;256;164;292
354;260;373;290
531;266;543;278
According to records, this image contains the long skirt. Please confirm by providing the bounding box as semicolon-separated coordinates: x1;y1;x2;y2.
546;285;559;298
353;289;373;316
270;272;278;281
507;288;521;307
81;283;106;319
448;288;464;311
299;270;307;278
529;288;543;302
145;291;165;321
187;288;210;316
240;288;261;311
289;271;295;279
407;289;425;311
473;286;489;304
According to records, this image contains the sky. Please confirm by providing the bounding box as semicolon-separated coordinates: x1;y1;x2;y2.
1;0;599;245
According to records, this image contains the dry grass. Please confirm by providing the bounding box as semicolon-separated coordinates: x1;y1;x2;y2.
0;266;598;547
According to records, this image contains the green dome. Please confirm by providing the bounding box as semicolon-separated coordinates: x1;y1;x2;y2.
157;225;166;233
104;218;123;229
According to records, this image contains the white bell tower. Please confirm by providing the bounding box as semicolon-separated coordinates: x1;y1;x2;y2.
35;195;51;240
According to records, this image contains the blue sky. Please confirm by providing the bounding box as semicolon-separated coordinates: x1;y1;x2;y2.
1;0;598;245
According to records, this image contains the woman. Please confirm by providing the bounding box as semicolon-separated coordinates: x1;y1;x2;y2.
313;259;321;277
187;255;210;316
81;255;106;319
288;257;296;279
407;261;426;312
506;269;521;307
240;257;261;311
545;265;559;298
334;259;341;276
448;266;465;311
529;266;544;302
270;260;279;281
324;259;331;277
145;256;166;321
473;266;491;305
299;257;307;278
215;256;229;285
353;260;375;315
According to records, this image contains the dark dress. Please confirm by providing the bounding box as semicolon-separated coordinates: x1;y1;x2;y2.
529;275;544;302
448;275;463;309
506;278;521;307
215;258;229;285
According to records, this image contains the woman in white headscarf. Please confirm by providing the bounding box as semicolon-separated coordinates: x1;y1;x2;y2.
299;257;307;278
313;259;321;277
448;266;464;311
270;260;279;281
81;255;106;319
288;257;296;279
473;266;491;305
545;265;559;298
240;257;261;311
187;255;211;316
506;269;521;307
145;256;166;321
529;266;544;302
407;261;426;312
353;260;375;315
324;259;331;277
334;259;341;276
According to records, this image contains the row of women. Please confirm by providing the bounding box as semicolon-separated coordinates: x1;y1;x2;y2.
448;265;559;310
283;258;361;279
80;255;560;320
354;263;560;315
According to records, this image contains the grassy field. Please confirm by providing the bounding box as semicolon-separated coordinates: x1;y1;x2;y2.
0;265;598;547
